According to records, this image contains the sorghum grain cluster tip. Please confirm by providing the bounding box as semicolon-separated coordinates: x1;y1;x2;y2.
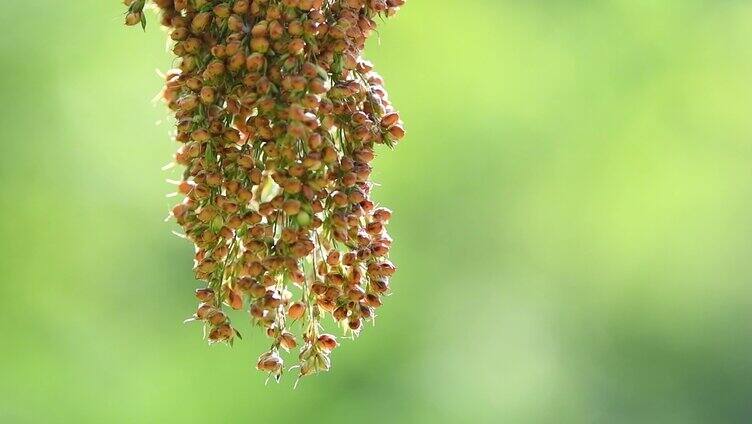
123;0;405;381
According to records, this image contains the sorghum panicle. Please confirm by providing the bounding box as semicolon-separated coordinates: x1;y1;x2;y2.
123;0;406;381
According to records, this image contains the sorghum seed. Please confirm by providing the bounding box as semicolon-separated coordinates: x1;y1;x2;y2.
208;311;227;326
280;332;297;350
125;12;142;26
227;289;243;310
195;288;214;302
348;317;362;331
288;302;306;320
317;334;339;351
196;303;213;320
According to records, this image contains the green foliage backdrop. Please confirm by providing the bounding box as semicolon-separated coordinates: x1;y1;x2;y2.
1;1;751;422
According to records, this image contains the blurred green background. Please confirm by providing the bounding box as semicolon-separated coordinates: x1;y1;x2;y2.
1;0;752;422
